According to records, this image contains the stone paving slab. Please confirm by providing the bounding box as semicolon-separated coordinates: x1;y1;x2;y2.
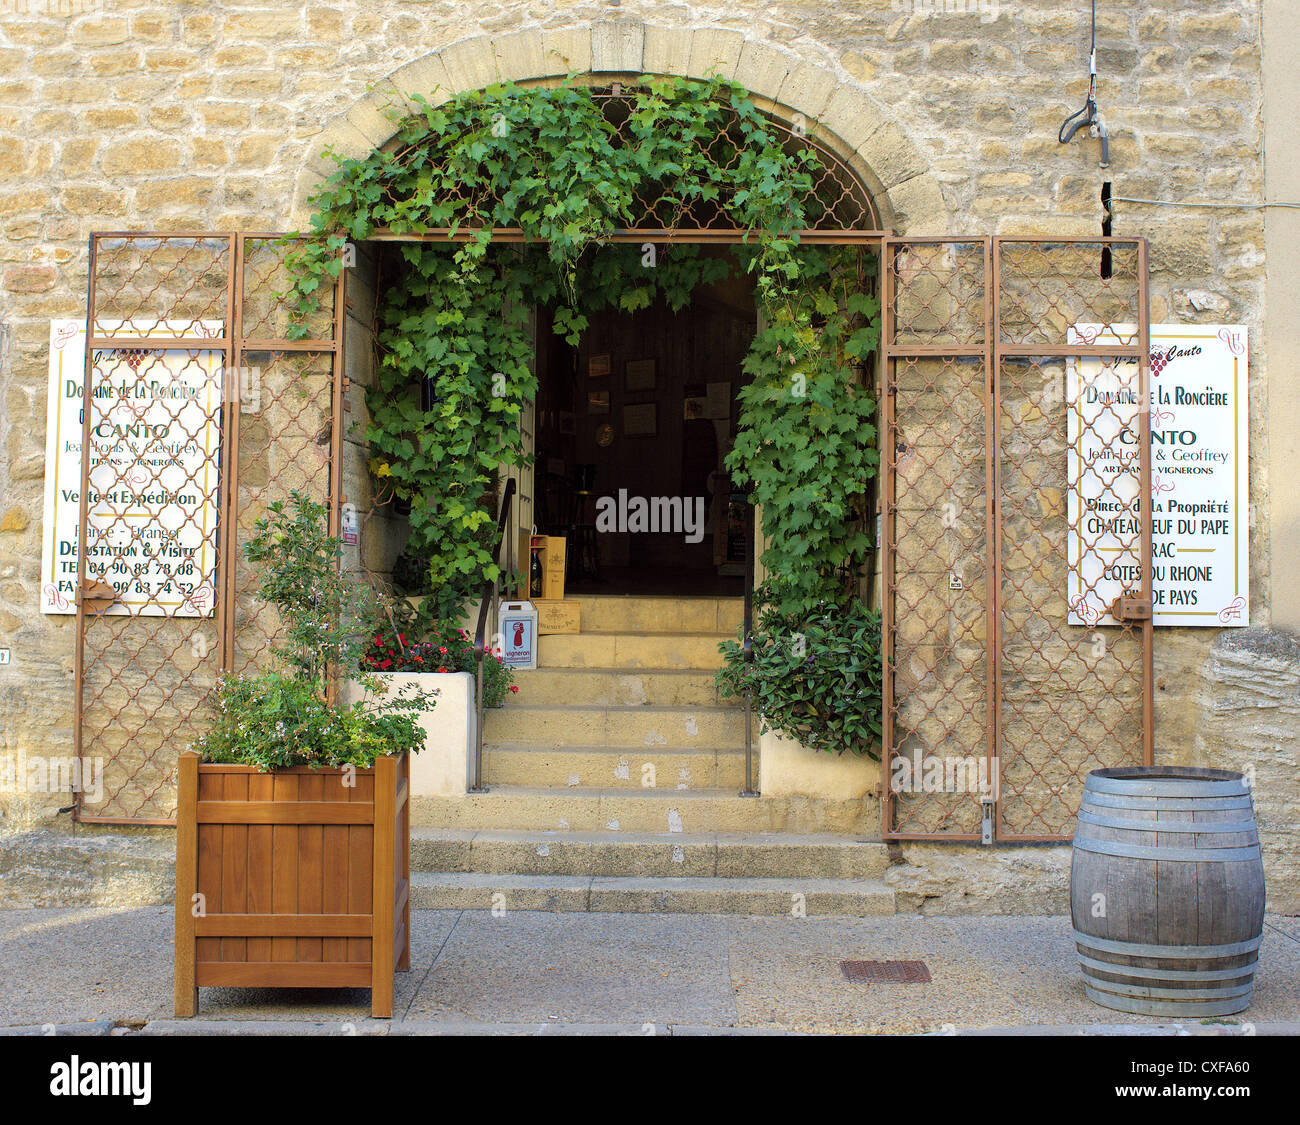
726;915;1300;1034
2;907;1298;1034
405;911;738;1027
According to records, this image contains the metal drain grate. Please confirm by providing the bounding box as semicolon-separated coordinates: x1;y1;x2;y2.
839;960;932;983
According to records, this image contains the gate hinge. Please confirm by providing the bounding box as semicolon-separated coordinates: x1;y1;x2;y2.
980;799;995;845
1110;592;1152;622
77;579;119;614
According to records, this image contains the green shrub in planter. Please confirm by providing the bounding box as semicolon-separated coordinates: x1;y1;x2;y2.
194;669;428;771
716;596;882;759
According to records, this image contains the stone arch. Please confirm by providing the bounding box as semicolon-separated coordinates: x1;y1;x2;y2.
288;21;947;234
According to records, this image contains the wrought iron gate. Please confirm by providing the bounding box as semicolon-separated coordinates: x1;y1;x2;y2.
73;230;1146;834
881;236;1153;842
74;233;346;823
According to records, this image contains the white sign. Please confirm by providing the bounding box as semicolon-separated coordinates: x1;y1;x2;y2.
497;600;537;670
41;319;224;617
1066;323;1249;628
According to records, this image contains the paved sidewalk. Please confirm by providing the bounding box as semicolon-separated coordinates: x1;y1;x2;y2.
2;908;1298;1035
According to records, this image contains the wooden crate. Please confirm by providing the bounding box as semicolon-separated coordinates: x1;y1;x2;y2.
173;752;411;1018
535;599;581;634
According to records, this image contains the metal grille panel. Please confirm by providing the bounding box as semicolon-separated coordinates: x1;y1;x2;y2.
74;233;344;823
883;237;1152;842
369;84;880;241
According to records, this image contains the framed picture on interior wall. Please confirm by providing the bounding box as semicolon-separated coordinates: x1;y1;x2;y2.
587;390;610;415
588;354;611;378
625;358;656;392
558;411;576;435
623;403;657;437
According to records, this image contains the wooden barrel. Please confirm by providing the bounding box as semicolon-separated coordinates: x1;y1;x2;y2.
1070;766;1265;1017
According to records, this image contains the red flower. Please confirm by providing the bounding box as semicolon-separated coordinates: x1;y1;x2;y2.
509;685;519;693
379;658;392;669
398;633;406;643
437;666;447;673
438;646;447;654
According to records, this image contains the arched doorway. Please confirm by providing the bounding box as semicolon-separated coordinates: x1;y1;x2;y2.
345;81;886;609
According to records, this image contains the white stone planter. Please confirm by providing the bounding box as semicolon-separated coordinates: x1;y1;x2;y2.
759;728;880;801
345;671;476;798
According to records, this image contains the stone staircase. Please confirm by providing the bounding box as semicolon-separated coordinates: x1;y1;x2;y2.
408;594;893;915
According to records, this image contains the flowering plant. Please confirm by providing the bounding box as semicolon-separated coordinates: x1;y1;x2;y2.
361;622;516;708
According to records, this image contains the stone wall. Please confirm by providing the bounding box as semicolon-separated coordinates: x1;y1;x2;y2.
0;1;1293;909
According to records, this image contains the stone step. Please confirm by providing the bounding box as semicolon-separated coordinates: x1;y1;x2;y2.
408;871;895;915
410;828;890;880
0;828;175;909
571;595;743;636
482;744;750;789
482;703;746;749
410;786;878;834
508;667;726;708
538;632;729;670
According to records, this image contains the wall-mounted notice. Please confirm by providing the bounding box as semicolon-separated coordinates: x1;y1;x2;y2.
1066;323;1249;628
41;318;224;617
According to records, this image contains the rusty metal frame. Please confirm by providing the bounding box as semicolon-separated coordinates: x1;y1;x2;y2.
367;228;887;245
882;235;1153;843
74;232;239;825
74;232;346;824
880;236;991;841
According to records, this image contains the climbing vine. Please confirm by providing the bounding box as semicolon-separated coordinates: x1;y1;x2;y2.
288;76;880;623
728;246;880;615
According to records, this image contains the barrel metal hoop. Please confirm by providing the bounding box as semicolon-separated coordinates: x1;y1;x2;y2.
1081;792;1254;812
1076;953;1258;982
1084;776;1248;799
1071;837;1263;863
1075;810;1259;836
1081;984;1252;1017
1081;977;1255;1001
1072;929;1263;959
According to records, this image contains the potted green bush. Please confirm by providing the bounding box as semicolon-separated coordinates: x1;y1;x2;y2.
717;593;883;757
174;493;432;1019
717;592;882;801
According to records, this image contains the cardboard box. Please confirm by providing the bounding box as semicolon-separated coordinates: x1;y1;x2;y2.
535;599;581;635
497;600;538;670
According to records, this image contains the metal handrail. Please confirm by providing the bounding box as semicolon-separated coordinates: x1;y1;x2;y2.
740;497;758;797
471;477;516;793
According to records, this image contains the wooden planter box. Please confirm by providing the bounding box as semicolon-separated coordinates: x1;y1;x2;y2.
173;752;410;1018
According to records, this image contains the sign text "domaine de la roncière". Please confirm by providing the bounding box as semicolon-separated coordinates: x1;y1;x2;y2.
41;319;222;618
1066;323;1249;629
